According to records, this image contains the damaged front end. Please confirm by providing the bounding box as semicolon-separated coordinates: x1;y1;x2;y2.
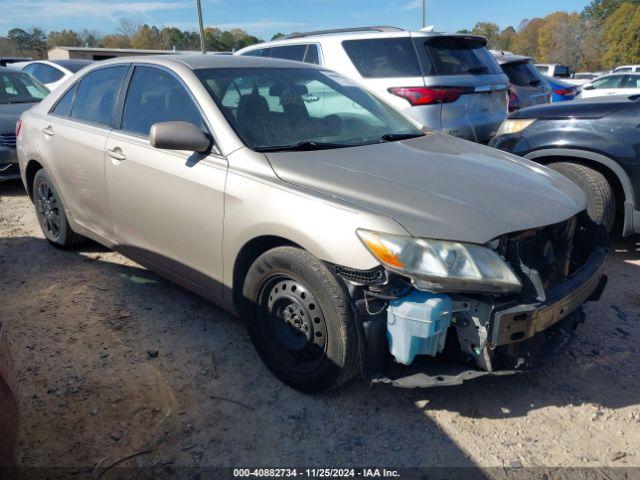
337;211;608;388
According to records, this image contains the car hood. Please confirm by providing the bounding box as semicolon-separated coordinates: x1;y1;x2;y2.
512;96;631;120
0;102;37;133
264;133;586;244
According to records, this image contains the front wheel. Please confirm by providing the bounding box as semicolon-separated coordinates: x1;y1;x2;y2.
241;247;359;393
548;161;616;234
33;169;84;248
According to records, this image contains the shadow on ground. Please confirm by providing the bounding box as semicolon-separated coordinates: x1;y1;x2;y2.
0;233;638;469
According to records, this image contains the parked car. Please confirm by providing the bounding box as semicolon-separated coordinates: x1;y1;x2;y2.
612;65;640;73
490;95;640;236
579;73;640;99
18;55;607;392
543;75;578;102
493;53;551;111
535;63;570;78
16;60;93;91
236;26;509;143
0;67;49;181
0;57;32;67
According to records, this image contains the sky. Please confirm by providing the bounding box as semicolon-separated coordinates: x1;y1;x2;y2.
0;0;592;39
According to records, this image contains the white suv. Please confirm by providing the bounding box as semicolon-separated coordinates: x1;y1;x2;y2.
236;27;509;143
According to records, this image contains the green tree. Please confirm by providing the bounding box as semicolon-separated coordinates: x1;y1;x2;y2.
583;0;640;19
471;22;500;49
47;29;81;48
498;26;516;52
603;2;640;66
271;33;286;40
511;18;546;58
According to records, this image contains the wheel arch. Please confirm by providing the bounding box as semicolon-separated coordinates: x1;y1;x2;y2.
525;148;636;236
231;235;302;308
24;159;44;201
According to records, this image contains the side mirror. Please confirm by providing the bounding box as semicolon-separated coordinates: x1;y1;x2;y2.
150;121;211;153
582;83;595;90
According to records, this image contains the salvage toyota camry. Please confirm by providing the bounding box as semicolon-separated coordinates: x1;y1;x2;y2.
17;55;607;392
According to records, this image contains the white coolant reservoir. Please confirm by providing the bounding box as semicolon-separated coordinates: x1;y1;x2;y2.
387;291;453;365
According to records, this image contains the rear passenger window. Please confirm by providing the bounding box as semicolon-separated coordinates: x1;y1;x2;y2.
121;66;206;137
70;66;127;126
269;45;307;62
24;64;64;84
51;84;77;116
342;38;422;78
304;45;320;65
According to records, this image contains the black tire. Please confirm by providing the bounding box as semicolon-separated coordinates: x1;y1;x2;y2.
240;247;359;393
548;161;616;234
33;169;84;248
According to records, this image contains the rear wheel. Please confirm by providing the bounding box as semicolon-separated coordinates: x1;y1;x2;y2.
240;247;359;393
548;161;616;234
33;169;84;248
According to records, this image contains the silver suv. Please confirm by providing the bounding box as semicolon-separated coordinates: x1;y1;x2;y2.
236;27;509;143
17;55;607;392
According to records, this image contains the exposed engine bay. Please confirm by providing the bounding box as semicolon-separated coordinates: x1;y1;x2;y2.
335;211;609;388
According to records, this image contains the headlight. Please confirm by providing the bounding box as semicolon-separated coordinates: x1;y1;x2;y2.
357;230;522;294
496;118;536;136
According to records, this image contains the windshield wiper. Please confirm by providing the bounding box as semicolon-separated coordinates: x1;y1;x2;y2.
379;132;425;142
467;65;488;74
254;140;354;152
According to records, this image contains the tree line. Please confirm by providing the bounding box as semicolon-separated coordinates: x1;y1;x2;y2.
1;0;638;71
0;18;264;59
464;0;640;72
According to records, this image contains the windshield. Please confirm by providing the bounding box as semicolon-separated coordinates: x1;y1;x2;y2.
0;71;49;104
196;67;423;151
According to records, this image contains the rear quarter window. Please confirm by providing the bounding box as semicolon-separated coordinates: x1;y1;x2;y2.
342;38;422;78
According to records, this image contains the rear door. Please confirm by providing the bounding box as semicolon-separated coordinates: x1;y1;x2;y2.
42;65;128;240
104;65;227;300
415;35;509;142
620;75;640;95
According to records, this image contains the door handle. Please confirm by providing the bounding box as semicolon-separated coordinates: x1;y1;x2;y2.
106;148;126;161
43;126;54;136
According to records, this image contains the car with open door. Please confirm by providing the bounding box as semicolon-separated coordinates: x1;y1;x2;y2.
17;55;606;392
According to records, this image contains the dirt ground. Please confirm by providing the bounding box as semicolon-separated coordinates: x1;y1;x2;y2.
1;178;639;473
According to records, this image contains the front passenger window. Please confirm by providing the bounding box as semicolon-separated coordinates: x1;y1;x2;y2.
121;66;206;137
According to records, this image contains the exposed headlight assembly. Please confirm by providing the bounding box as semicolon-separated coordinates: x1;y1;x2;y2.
496;118;536;136
357;230;522;294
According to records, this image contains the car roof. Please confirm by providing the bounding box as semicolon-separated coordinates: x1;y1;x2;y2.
96;54;327;71
492;53;532;65
236;29;487;52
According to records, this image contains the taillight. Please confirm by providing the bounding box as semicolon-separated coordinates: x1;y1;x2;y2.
15;119;22;137
553;88;575;96
388;86;472;106
508;87;520;112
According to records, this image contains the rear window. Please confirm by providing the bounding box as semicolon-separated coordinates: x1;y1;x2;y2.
342;38;422;78
502;61;542;87
422;37;502;76
554;65;570;78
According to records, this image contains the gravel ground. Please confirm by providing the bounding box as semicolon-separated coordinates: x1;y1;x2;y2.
1;179;639;472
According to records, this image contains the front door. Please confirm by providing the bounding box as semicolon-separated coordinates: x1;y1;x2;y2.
104;65;227;300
